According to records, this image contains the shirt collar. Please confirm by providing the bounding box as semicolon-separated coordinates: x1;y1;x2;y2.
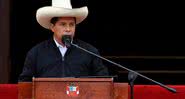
53;37;66;48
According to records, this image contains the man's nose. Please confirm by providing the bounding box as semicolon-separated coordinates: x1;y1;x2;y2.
64;29;72;35
66;26;71;31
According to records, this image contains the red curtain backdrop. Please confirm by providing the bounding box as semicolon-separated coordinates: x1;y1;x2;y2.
0;84;185;99
0;84;18;99
128;85;185;99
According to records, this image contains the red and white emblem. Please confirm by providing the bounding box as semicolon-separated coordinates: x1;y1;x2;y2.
66;85;79;97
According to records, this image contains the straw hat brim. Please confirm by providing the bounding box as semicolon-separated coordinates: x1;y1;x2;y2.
36;6;88;29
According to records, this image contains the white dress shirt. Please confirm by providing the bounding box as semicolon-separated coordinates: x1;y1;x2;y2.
54;38;67;57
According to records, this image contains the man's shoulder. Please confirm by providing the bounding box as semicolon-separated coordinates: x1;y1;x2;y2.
28;38;53;53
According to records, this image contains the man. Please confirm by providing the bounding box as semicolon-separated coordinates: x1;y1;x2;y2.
18;0;109;82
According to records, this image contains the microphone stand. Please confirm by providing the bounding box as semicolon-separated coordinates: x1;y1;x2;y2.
128;72;138;99
71;43;177;93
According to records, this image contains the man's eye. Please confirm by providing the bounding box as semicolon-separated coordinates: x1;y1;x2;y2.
69;23;75;27
60;23;66;26
62;24;66;26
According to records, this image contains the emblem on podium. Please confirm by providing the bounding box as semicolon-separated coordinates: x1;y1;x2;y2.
66;83;79;97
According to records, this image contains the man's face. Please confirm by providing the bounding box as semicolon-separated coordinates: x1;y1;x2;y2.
51;17;76;44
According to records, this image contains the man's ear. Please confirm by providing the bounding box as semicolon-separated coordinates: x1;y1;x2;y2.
50;24;54;32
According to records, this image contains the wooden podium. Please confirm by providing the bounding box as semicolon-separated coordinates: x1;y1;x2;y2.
18;78;128;99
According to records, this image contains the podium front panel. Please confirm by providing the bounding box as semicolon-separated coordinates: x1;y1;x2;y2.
32;78;114;99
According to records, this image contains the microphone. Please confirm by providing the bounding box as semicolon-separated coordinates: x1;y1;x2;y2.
62;35;72;48
70;41;177;93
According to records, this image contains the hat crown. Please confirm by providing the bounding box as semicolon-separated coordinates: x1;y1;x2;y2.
52;0;72;9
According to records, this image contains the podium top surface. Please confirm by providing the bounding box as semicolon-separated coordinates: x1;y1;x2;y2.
32;77;114;82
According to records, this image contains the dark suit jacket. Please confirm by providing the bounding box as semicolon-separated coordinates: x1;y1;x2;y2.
18;38;109;81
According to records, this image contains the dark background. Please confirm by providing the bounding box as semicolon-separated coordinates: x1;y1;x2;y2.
10;0;185;84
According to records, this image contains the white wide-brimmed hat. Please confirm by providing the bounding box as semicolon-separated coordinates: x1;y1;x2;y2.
36;0;88;29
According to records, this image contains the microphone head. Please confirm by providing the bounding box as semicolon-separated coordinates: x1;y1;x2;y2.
62;35;72;48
